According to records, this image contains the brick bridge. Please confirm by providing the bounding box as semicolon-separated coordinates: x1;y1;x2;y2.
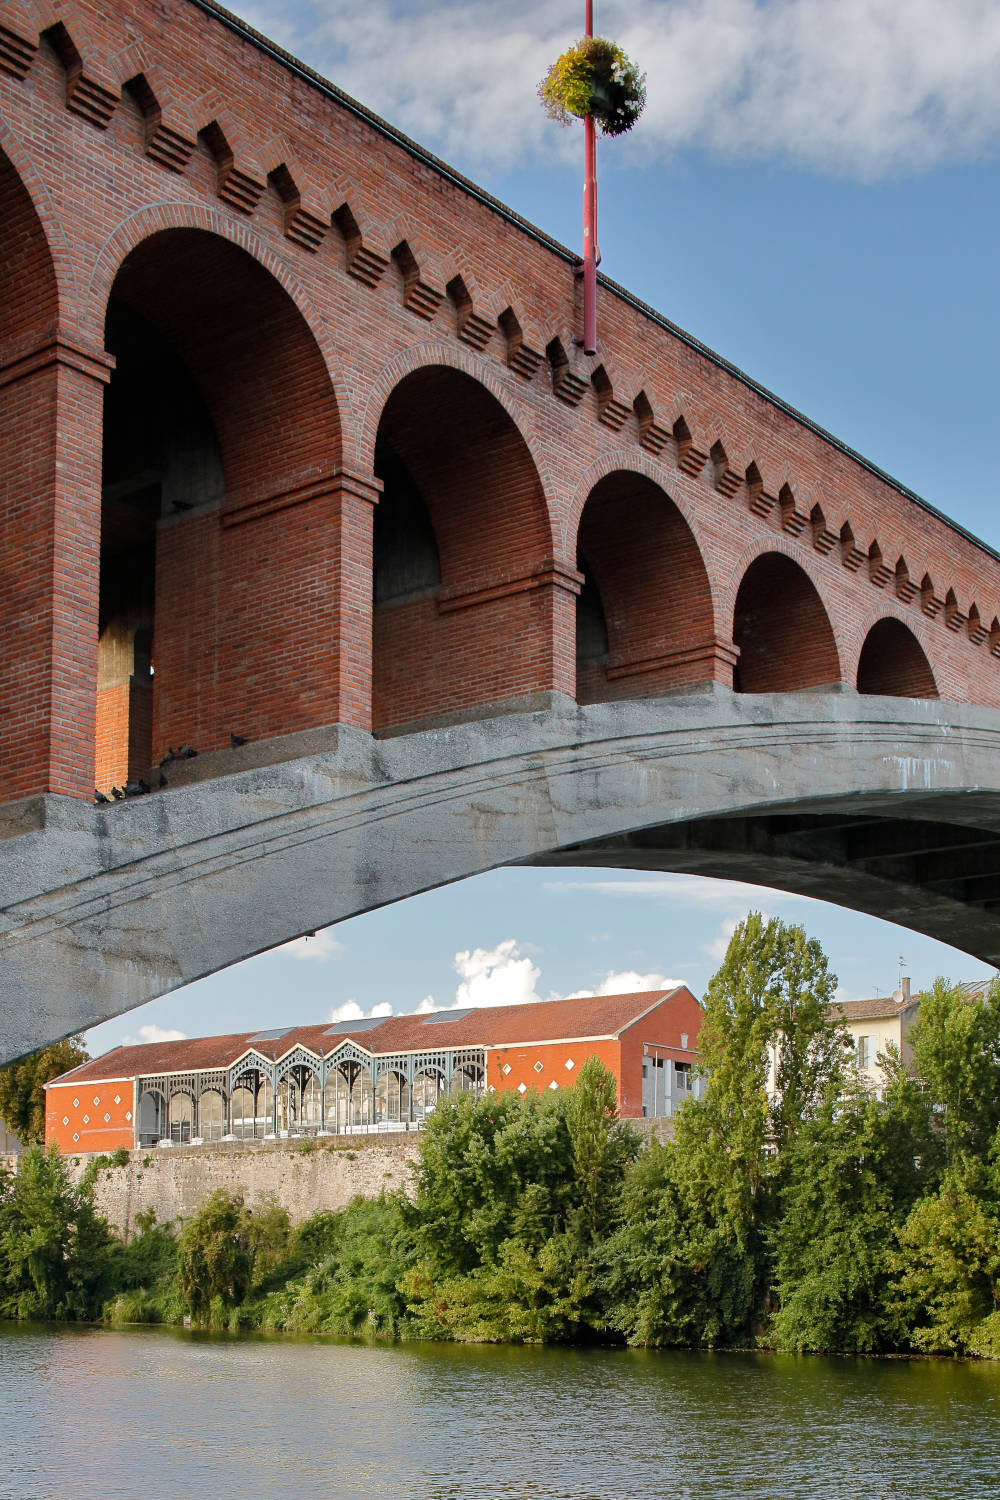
3;0;1000;1059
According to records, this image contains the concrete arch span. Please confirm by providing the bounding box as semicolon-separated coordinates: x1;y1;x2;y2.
5;689;1000;1061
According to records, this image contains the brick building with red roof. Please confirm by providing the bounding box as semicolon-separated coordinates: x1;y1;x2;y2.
44;987;703;1153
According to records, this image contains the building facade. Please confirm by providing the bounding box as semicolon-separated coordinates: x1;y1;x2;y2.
45;988;703;1154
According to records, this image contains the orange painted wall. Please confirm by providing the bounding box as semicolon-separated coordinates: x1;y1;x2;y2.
488;1038;623;1107
45;1080;135;1154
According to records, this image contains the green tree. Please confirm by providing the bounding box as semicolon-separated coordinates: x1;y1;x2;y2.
176;1190;288;1318
0;1036;89;1144
409;1089;577;1277
908;977;1000;1162
769;1055;937;1353
566;1055;637;1244
888;1161;1000;1353
0;1143;112;1319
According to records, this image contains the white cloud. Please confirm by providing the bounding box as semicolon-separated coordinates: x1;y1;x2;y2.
703;917;740;964
239;0;1000;178
544;875;806;910
568;968;684;998
328;998;396;1023
122;1024;187;1045
454;938;544;1008
281;930;345;962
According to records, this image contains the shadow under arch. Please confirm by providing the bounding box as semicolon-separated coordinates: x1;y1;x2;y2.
733;551;841;692
574;469;719;703
372;363;556;733
0;144;74;804
97;227;342;789
857;616;938;699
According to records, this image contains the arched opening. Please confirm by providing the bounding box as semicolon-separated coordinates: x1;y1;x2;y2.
230;1069;274;1139
137;1088;166;1147
733;554;841;693
198;1089;225;1142
97;229;340;791
372;367;553;733
575;472;717;703
0;150;72;804
857;618;938;698
276;1063;323;1135
413;1066;446;1121
167;1090;192;1145
375;1068;410;1125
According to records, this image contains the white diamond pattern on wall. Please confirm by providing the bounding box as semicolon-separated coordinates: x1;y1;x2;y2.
82;1114;89;1124
73;1098;79;1108
502;1063;511;1075
517;1082;527;1094
62;1116;69;1126
533;1061;544;1073
564;1059;575;1070
125;1111;132;1122
72;1134;79;1143
103;1113;110;1123
114;1095;121;1105
548;1080;558;1090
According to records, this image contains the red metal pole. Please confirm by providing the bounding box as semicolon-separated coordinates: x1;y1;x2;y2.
582;0;597;353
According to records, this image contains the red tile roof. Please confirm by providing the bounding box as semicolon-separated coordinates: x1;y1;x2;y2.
47;988;695;1085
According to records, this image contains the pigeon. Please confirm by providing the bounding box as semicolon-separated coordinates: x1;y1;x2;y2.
158;773;168;789
159;748;176;767
94;789;110;805
230;732;248;747
178;746;198;759
123;781;145;798
110;786;124;801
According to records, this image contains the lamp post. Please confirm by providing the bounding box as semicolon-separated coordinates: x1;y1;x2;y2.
581;0;598;355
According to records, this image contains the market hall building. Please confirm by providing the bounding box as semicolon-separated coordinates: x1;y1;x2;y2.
44;988;703;1153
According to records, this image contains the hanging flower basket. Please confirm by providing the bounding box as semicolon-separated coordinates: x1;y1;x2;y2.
538;36;646;138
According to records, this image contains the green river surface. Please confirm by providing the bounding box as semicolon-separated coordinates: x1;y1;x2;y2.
2;1322;999;1499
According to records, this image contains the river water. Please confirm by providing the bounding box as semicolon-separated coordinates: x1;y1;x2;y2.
2;1323;999;1499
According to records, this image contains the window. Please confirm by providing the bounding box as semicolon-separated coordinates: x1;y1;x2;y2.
856;1035;870;1070
675;1062;692;1094
680;1032;688;1050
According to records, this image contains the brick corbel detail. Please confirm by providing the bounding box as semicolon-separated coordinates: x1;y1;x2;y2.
606;636;740;681
42;17;119;128
437;558;583;616
391;235;445;321
197;109;265;216
221;469;380;529
0;332;114;390
0;4;38;77
331;184;390;287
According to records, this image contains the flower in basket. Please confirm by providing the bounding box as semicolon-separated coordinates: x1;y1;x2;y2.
538;36;646;138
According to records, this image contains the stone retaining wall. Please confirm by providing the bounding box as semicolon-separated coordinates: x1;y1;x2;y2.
69;1134;422;1237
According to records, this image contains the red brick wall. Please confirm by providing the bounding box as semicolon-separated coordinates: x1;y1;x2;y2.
45;1080;135;1154
2;0;1000;802
618;987;704;1117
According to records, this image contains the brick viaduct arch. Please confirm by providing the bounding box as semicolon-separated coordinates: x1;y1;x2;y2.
5;0;1000;1054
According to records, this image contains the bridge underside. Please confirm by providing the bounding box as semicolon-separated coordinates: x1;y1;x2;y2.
3;687;1000;1062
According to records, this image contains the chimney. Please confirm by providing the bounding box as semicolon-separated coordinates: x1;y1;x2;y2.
901;975;910;1002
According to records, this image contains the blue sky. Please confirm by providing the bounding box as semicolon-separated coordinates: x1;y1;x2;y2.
87;0;1000;1052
